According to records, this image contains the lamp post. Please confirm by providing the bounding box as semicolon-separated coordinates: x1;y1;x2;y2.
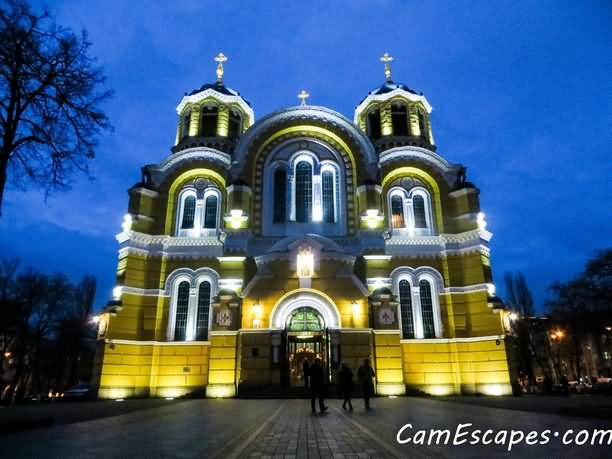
550;329;565;382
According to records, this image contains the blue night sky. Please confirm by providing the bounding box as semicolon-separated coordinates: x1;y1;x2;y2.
0;0;610;311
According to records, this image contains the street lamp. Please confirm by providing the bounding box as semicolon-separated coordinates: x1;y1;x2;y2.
550;328;566;382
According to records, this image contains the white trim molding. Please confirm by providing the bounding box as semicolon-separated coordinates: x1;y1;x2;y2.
400;335;505;344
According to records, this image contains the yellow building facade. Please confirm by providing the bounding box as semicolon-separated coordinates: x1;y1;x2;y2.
92;55;516;399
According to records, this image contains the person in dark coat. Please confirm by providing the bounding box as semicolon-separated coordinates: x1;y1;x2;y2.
302;359;310;388
339;362;353;410
309;358;328;414
357;358;376;410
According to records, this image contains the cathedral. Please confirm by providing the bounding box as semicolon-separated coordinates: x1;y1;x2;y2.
92;53;516;399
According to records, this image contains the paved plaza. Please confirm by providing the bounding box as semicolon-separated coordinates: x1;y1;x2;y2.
2;397;611;459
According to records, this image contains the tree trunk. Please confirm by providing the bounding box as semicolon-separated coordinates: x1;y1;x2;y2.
574;336;582;380
0;153;8;216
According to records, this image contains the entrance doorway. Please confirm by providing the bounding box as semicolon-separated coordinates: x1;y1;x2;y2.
284;307;328;388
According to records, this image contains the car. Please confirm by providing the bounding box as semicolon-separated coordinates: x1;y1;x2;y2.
62;383;93;400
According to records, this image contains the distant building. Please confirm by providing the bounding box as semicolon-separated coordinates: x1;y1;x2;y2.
92;54;514;399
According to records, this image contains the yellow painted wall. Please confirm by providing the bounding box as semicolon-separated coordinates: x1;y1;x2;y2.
97;341;210;399
401;337;512;396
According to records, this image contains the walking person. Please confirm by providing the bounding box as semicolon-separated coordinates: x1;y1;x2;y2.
339;362;353;411
309;358;328;414
357;358;375;410
302;359;310;388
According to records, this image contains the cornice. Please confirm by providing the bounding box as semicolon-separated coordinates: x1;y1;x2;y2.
378;146;463;186
231;105;378;181
116;231;224;259
354;88;433;122
176;88;255;126
145;147;231;188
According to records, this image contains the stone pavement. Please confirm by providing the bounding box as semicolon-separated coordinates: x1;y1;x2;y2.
2;397;611;459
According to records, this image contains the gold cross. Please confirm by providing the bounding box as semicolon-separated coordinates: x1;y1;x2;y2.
214;53;228;82
380;52;394;82
298;89;310;105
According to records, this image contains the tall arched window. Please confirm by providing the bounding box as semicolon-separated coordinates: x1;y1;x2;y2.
228;110;242;139
174;281;190;341
181;195;196;229
419;279;435;338
182;111;191;139
295;161;312;222
413;195;427;228
203;194;218;229
418;110;427;139
391;103;409;136
273;169;286;223
391;194;405;228
196;281;211;341
321;169;335;223
399;279;414;339
200;106;218;137
367;108;382;140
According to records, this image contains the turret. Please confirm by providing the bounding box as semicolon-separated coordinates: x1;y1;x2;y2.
355;53;435;152
173;53;254;154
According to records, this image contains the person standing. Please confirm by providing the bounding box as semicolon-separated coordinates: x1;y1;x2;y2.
309;358;328;414
339;362;353;411
357;358;375;410
302;359;310;388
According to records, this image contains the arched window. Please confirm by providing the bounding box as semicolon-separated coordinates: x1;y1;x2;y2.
367;108;382;140
391;103;409;136
295;160;312;222
399;279;415;339
182;111;191;139
418;110;427;139
413;195;427;228
181;195;196;229
321;169;335;223
196;281;211;341
228;110;242;139
273;169;286;223
174;281;190;341
391;194;405;228
419;279;435;338
203;194;218;229
287;307;324;332
200;106;218;137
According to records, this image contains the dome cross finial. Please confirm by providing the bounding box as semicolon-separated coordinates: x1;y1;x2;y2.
380;52;394;82
214;52;228;82
298;89;310;106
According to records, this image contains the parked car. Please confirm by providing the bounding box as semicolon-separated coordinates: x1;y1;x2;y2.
62;384;93;400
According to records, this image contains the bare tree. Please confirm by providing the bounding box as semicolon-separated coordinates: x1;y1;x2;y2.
0;0;112;215
504;271;534;316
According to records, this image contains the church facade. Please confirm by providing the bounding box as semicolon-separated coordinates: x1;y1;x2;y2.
92;54;516;399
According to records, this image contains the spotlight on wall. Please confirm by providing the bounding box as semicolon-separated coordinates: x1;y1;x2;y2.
112;286;123;300
351;301;360;315
121;214;133;232
477;212;487;231
508;312;518;321
361;209;384;229
225;209;248;229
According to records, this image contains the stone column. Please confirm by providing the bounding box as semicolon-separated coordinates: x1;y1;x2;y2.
217;105;230;137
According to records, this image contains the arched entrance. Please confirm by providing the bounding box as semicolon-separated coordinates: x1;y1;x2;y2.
285;307;327;387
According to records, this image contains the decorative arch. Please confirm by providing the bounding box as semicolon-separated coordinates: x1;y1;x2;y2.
269;289;342;329
390;266;444;339
231;106;378;182
255;135;355;235
382;166;445;232
164;168;226;235
165;267;220;342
